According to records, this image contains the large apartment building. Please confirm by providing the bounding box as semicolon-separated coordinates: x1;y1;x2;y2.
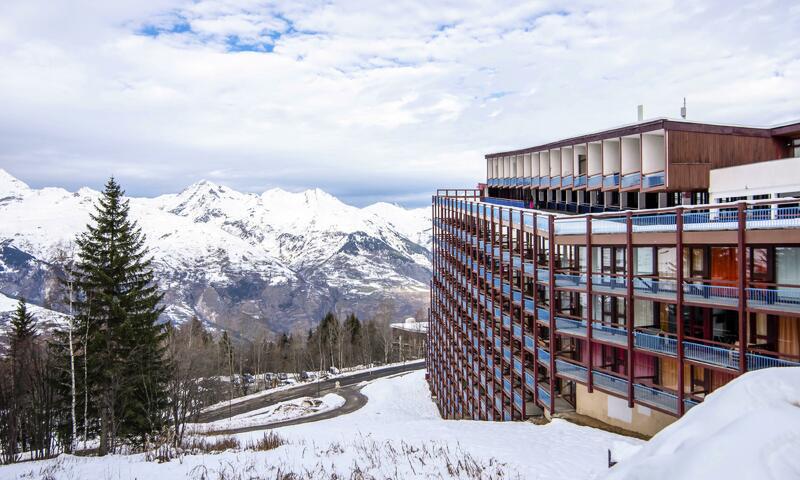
428;118;800;436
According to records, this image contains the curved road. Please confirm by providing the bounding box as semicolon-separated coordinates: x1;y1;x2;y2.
198;362;425;434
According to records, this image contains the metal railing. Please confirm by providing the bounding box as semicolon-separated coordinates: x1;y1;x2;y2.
683;340;739;370
634;330;677;356
633;277;678;297
537;347;550;365
555;359;588;382
634;383;678;413
683;283;738;305
746;287;800;313
538;385;551;407
592;370;629;395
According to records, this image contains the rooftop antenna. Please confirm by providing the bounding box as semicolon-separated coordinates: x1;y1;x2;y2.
680;98;687;119
637;104;644;122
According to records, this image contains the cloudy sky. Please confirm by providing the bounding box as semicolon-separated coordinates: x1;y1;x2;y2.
1;0;799;206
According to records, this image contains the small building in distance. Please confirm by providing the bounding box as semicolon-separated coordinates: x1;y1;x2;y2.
391;317;428;361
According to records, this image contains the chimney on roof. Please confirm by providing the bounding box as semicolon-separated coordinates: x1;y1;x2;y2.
681;98;687;119
637;105;644;122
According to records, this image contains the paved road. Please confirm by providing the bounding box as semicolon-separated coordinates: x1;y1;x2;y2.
198;362;425;426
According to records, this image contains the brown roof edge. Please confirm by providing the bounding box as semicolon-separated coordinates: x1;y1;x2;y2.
485;118;783;159
770;121;800;137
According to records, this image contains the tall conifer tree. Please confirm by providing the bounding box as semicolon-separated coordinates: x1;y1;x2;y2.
71;177;167;454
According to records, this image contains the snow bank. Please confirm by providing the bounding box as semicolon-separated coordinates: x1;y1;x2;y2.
605;367;800;480
189;393;345;433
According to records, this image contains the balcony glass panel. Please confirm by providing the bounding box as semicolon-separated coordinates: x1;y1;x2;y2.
621;172;641;189
550;176;561;188
574;175;587;188
602;173;620;188
587;174;602;189
643;171;665;188
562;175;573;188
537;385;551;407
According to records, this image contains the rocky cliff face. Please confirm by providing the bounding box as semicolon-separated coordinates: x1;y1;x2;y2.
0;170;431;339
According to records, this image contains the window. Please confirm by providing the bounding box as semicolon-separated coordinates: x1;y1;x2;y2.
578;154;587;175
793;139;800;158
634;247;654;275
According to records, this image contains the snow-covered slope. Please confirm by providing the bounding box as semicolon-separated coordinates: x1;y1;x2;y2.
0;170;431;336
606;367;800;479
0;292;69;335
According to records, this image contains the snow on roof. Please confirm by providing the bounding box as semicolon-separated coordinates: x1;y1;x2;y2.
604;367;800;480
390;321;428;334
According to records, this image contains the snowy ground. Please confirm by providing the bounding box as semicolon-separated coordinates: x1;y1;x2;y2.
188;393;345;434
0;369;639;479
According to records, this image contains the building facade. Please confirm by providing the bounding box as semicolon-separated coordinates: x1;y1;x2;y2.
428;118;800;435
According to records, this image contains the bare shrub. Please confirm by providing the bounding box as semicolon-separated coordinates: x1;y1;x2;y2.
246;432;287;452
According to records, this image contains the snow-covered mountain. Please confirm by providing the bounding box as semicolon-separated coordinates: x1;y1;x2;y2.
0;170;431;339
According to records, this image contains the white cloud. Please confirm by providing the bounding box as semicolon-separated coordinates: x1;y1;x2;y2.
0;0;798;206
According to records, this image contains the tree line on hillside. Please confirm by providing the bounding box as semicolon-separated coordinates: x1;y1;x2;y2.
0;178;424;463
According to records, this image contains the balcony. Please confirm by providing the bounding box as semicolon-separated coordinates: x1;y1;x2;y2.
747;287;800;314
555;359;588;383
537;385;551;407
634;383;678;413
633;277;678;301
592;370;628;396
554;273;587;289
525;371;535;389
643;171;665;188
537;347;550;365
591;274;628;294
587;174;602;189
634;330;677;356
574;174;587;188
621;172;641;189
513;392;523;411
683;283;738;308
562;174;573;188
602;173;620;189
550;176;561;188
539;176;549;188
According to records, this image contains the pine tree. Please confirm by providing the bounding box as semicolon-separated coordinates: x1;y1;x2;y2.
10;299;37;347
70;177;167;454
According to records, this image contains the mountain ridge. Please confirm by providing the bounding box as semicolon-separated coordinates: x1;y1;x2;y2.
0;169;431;339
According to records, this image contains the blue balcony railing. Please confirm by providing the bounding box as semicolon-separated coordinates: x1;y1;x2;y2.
513;392;523;410
574;174;587;188
634;383;678;413
539;176;549;187
537;385;551;407
746;287;800;314
587;174;602;189
683;283;738;306
525;371;535;388
633;278;678;298
555;317;586;334
591;274;628;293
602;173;620;188
643;171;665;188
621;172;641;189
513;358;523;375
683;340;739;370
550;176;561;188
592;370;628;395
555;359;588;383
537;347;550;365
562;174;573;188
634;330;677;356
524;334;535;350
747;351;800;370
